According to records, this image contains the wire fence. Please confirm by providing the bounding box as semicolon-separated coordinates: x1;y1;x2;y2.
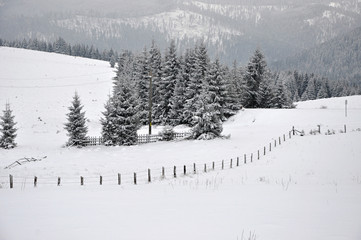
1;125;359;190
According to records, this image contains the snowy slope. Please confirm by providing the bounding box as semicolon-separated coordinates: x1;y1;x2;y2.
0;48;361;240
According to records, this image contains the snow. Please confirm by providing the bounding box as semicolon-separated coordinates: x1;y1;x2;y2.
1;48;361;240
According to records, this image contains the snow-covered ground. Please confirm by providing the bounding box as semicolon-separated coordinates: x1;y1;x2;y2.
0;47;361;240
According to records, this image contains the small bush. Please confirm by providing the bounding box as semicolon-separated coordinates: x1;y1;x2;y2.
159;126;175;141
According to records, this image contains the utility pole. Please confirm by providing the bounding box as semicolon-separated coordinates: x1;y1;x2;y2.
345;99;348;117
148;71;153;135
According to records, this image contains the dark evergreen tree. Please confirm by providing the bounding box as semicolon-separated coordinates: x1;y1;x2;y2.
0;103;17;149
273;81;289;108
243;49;268;108
149;40;163;125
158;40;179;124
64;92;88;147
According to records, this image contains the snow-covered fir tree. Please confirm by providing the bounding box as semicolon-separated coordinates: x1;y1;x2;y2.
0;103;17;149
257;80;274;108
134;47;150;124
206;58;228;121
100;96;118;146
149;40;163;125
64;92;88;147
158;40;179;124
112;80;140;146
191;89;223;140
169;66;187;126
272;81;289;108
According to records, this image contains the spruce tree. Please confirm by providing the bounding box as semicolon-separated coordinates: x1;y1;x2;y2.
149;40;163;125
0;103;17;149
112;80;140;146
191;89;223;140
158;40;179;124
257;80;274;108
64;92;88;147
243;49;268;108
100;96;118;146
206;58;228;121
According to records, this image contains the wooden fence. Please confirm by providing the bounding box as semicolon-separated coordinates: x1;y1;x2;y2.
85;132;192;146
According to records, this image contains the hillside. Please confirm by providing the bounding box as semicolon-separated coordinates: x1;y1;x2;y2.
0;48;361;240
1;0;361;64
273;26;361;83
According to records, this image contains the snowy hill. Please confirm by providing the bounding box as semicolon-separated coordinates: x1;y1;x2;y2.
1;0;361;63
0;48;361;240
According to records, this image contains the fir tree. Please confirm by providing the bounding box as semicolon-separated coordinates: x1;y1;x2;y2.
191;90;223;140
112;80;140;146
64;92;88;147
149;40;163;125
158;40;179;124
243;49;268;108
257;80;274;108
0;103;17;149
273;81;289;108
100;96;118;146
206;58;228;121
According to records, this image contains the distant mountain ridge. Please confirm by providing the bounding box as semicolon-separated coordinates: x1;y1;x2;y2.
0;0;360;64
272;26;361;83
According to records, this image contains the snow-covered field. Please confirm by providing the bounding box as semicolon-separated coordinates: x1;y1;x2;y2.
0;47;361;240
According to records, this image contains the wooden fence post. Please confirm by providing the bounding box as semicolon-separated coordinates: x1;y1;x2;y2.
279;137;281;145
204;164;207;173
174;166;177;178
289;131;291;139
258;150;260;160
264;146;266;155
34;176;37;188
292;126;295;135
283;134;286;141
118;173;121;185
230;159;233;168
9;175;13;189
58;177;61;186
212;162;215;170
183;165;186;175
344;124;347;133
134;173;137;185
100;176;103;185
193;163;196;174
222;160;224;170
148;169;151;183
237;157;239;167
269;142;272;152
274;139;277;147
162;167;165;178
80;176;84;186
244;154;246;164
251;153;253;162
